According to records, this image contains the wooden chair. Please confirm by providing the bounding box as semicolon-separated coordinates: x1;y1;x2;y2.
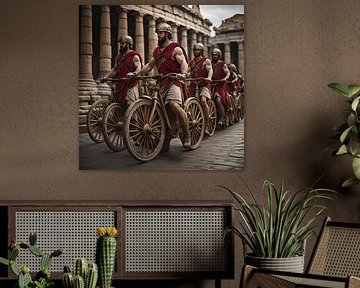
241;217;360;288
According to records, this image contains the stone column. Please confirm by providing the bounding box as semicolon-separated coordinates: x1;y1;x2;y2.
189;30;197;59
224;42;231;64
180;28;188;58
238;40;244;75
118;8;128;37
97;6;112;99
117;8;128;52
170;23;178;42
203;35;209;57
79;5;98;133
135;12;145;63
148;16;157;61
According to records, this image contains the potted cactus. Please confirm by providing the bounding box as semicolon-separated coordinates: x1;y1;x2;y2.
0;232;64;288
62;257;98;288
96;227;118;288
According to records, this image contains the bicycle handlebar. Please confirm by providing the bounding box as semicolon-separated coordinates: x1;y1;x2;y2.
211;79;227;83
185;77;212;82
127;73;186;81
102;77;127;82
104;73;197;82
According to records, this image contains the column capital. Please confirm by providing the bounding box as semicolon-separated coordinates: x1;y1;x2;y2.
116;6;129;13
133;11;145;18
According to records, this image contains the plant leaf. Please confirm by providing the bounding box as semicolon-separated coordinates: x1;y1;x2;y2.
349;135;360;157
347;85;360;97
347;114;356;128
342;177;360;188
336;144;348;155
351;96;360;111
328;83;351;98
352;157;360;180
340;126;353;143
0;257;9;266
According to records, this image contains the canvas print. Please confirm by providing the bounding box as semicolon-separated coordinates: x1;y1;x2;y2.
79;5;245;170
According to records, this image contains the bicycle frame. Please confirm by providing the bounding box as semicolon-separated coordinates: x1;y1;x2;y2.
133;74;184;134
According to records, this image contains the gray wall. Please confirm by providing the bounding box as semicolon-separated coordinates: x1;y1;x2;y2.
1;0;359;287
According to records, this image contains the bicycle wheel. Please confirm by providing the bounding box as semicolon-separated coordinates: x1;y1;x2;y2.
102;103;126;152
207;99;217;136
183;97;204;150
123;98;166;162
86;99;110;143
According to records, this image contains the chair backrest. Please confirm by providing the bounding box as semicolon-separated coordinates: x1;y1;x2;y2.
307;217;360;278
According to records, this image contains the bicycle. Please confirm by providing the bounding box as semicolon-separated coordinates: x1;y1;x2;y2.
87;77;149;152
185;77;217;137
99;77;129;152
86;90;112;144
122;73;205;162
227;80;238;126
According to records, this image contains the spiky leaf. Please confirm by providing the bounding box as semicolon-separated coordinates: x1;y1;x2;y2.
29;246;44;257
41;254;52;269
8;247;19;260
222;177;335;258
0;257;9;266
18;271;32;288
10;260;20;276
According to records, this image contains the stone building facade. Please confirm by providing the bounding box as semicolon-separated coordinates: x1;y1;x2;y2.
212;14;245;75
79;5;213;132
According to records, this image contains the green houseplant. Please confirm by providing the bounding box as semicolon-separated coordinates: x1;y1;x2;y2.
0;232;63;288
223;179;335;272
328;83;360;187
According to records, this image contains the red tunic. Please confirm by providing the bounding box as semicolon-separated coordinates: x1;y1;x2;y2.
212;61;229;109
115;51;142;106
237;75;244;94
228;70;237;95
153;42;188;101
188;56;211;96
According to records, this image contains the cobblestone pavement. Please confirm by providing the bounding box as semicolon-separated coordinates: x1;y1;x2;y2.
79;119;244;170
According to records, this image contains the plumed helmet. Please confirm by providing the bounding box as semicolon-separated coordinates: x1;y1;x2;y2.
228;64;237;72
193;43;205;51
156;22;173;35
211;48;222;58
118;35;133;46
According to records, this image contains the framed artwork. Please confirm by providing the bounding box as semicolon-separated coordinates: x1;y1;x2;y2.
79;4;245;170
